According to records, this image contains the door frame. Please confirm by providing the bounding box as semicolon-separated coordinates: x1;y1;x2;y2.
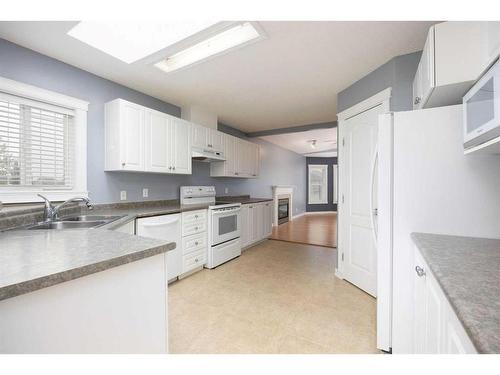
336;87;391;279
336;87;392;352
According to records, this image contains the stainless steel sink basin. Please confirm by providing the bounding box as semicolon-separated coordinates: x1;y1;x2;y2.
28;221;107;230
27;214;126;230
60;215;123;222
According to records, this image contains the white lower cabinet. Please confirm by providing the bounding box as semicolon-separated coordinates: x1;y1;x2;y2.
181;209;208;275
413;246;477;353
241;201;273;250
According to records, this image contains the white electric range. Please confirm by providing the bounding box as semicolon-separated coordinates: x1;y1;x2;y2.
180;186;241;268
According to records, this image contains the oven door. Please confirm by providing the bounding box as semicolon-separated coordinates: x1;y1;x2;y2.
211;207;241;246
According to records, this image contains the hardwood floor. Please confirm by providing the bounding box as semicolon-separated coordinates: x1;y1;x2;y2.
169;240;377;354
270;212;337;248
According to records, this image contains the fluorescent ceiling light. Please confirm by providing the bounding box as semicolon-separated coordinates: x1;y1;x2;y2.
155;22;262;73
67;20;218;63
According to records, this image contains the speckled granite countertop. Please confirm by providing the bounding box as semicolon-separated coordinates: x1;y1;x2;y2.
216;195;273;205
411;233;500;353
0;229;175;301
0;200;209;301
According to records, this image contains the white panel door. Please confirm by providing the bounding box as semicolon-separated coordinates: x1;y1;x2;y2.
250;205;260;243
340;104;381;297
191;124;208;149
171;118;192;174
121;102;144;170
145;110;170;173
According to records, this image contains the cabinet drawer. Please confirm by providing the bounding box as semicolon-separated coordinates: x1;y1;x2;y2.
182;221;206;236
183;248;206;273
182;233;207;255
182;209;207;224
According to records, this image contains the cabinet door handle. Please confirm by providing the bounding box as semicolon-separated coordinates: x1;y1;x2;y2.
415;266;426;277
173;166;176;170
195;241;199;245
414;97;421;105
195;226;198;230
195;215;198;218
195;258;199;263
168;166;172;170
122;162;126;167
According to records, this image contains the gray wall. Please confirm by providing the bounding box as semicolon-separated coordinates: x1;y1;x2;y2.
306;157;337;212
337;51;421;113
0;38;307;215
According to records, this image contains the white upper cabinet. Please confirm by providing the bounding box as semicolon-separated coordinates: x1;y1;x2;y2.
105;99;191;175
170;117;192;175
210;133;260;178
413;22;491;110
191;124;224;153
191;124;209;149
145;110;170;173
105;100;145;171
209;129;224;152
486;22;500;66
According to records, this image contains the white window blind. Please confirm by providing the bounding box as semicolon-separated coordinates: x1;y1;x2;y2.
308;164;328;204
0;93;75;189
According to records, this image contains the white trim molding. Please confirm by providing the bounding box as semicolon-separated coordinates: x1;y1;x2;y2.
337;87;392;121
0;76;89;203
0;76;89;111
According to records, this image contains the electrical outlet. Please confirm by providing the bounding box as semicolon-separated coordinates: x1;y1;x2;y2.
120;190;127;201
143;188;149;198
225;187;229;194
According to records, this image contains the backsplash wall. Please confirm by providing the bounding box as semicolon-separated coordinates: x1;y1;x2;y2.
0;38;306;215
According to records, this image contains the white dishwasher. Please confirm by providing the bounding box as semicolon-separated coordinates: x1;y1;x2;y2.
136;214;181;283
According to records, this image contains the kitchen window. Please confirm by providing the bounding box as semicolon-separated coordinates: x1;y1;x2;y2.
0;77;88;203
308;164;328;204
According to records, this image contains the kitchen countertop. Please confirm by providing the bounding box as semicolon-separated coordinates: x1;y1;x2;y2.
0;200;208;302
411;232;500;353
0;229;175;301
217;195;273;205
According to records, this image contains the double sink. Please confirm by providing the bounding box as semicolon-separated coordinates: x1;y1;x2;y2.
28;215;126;230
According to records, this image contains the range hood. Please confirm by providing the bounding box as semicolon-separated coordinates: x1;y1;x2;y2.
191;147;226;162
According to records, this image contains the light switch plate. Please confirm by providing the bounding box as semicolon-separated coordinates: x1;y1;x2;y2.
120;191;127;201
224;187;229;194
143;188;149;198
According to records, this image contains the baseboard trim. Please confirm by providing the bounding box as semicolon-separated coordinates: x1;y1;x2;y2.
291;211;337;220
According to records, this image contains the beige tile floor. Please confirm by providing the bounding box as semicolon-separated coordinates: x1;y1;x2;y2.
168;240;378;354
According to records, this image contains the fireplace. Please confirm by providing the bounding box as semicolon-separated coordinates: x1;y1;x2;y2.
278;198;290;225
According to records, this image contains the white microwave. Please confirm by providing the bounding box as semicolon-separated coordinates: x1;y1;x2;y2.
463;59;500;150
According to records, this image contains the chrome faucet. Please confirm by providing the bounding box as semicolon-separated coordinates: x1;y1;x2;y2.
37;194;93;222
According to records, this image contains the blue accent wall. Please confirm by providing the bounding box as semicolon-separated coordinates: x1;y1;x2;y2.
0;38;307;215
306;157;337;212
337;51;422;113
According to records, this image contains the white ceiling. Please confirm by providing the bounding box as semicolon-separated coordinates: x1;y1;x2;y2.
260;128;337;157
0;21;436;132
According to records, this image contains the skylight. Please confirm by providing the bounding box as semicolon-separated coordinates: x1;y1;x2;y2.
154;22;263;73
67;20;218;63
